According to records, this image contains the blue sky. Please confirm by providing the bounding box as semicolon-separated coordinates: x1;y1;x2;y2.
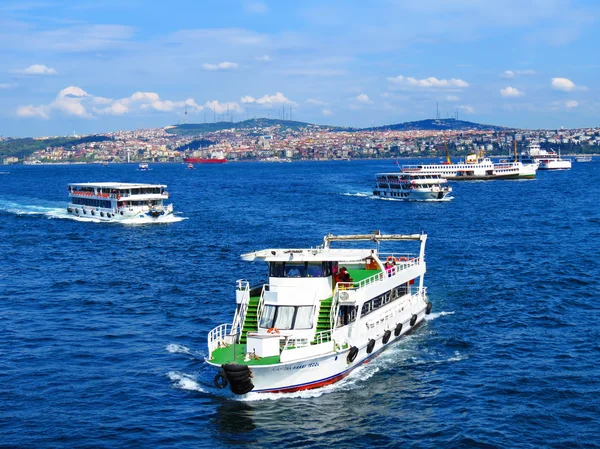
1;0;599;137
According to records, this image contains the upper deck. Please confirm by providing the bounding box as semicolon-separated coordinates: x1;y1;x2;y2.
68;183;168;200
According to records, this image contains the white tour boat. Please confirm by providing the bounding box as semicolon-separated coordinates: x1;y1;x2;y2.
66;182;173;222
575;155;592;163
206;232;432;395
138;163;149;171
373;172;453;201
402;151;536;180
522;142;571;170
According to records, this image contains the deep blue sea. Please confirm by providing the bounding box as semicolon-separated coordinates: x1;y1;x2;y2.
1;160;600;449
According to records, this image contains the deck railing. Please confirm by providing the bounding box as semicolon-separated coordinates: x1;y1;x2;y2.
207;323;235;359
231;280;250;342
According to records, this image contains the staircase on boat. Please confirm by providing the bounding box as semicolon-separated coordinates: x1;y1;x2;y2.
314;296;333;343
239;296;260;344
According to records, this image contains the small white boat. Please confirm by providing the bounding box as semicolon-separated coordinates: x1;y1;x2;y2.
206;232;431;395
373;172;452;201
575;155;592;163
187;163;195;169
66;182;174;222
138;163;149;171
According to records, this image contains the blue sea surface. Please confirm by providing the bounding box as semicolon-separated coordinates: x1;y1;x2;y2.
1;160;599;448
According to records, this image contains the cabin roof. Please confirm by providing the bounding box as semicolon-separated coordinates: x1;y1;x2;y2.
241;248;375;263
68;182;167;188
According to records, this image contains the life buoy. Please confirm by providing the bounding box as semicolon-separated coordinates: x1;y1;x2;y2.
366;339;376;354
117;195;121;200
398;257;409;262
426;302;432;315
347;346;359;363
386;256;397;264
410;314;418;327
267;328;280;335
214;372;228;389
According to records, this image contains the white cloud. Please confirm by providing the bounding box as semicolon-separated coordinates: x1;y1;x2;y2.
13;64;57;76
306;98;327;106
551;77;576;91
255;55;271;62
387;75;469;89
241;92;296;107
204;100;242;114
202;62;239;71
355;93;372;104
565;100;578;108
446;95;459;102
0;83;16;89
500;69;536;79
17;86;211;119
17;85;90;119
322;108;332;116
500;86;524;97
244;1;268;14
458;105;474;114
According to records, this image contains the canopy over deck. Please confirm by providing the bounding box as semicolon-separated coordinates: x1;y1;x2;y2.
68;182;167;189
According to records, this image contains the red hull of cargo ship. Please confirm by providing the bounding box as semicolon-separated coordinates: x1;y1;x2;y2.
183;158;227;164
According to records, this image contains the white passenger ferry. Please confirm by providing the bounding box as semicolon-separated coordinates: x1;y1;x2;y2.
66;182;173;222
522;142;571;170
402;153;536;180
206;232;431;395
373;172;453;201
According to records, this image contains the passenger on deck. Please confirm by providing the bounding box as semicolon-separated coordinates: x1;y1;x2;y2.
338;267;351;283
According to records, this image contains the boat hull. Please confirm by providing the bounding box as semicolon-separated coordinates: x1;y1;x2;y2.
183;158;227;164
208;304;428;394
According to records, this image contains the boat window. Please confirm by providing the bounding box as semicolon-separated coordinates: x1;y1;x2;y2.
307;264;323;277
285;263;306;278
259;305;276;328
274;306;295;329
269;263;284;277
294;306;313;329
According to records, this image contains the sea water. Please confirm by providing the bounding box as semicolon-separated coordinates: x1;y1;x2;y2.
1;161;599;448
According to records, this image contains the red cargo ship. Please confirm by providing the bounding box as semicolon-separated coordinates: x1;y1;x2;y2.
183;157;227;164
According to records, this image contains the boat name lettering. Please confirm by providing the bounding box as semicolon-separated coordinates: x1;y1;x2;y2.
273;362;319;372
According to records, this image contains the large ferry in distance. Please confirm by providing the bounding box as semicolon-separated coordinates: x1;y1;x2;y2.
206;232;432;395
373;172;453;201
521;142;572;170
402;143;536;180
66;182;174;222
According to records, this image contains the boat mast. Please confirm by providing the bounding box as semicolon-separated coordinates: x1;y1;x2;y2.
444;140;451;164
513;140;518;162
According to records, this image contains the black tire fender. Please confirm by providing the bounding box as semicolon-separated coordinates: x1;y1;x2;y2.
394;322;403;337
214;372;228;389
347;346;359;363
426;302;432;315
366;339;375;354
382;330;392;344
410;314;418;327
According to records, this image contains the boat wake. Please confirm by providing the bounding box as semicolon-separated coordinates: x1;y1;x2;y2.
425;311;455;321
0;198;186;224
341;192;374;198
167;371;208;393
165;344;193;355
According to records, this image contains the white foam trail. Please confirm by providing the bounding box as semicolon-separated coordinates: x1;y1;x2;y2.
0;199;186;224
166;344;191;355
425;311;455;321
167;371;207;393
342;192;372;197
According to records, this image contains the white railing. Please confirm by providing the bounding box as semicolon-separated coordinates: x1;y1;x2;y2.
314;330;332;345
255;284;268;329
231;280;250;341
207;323;235;359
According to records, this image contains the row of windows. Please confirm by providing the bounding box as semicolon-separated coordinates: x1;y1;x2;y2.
71;198;112;208
117;200;162;207
269;262;334;278
361;284;409;317
259;305;313;330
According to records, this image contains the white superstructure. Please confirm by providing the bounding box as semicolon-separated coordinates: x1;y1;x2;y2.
66;182;173;222
373;172;453;201
206;232;431;395
402;153;536;180
522;142;571;170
